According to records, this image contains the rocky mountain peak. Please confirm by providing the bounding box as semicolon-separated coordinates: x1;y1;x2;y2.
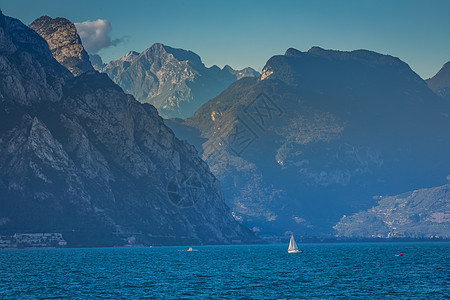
29;16;94;76
103;43;258;118
143;43;204;68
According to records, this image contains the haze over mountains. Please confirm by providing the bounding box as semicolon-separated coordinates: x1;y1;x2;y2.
168;47;450;238
0;11;448;246
101;44;259;119
0;12;258;247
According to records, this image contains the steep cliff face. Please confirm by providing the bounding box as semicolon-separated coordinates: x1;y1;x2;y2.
29;16;94;76
0;15;71;106
103;44;259;118
168;47;450;237
0;12;257;247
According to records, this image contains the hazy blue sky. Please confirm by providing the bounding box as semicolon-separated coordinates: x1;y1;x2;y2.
2;0;449;78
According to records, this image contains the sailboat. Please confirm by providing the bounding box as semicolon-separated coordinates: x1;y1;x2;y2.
287;235;302;253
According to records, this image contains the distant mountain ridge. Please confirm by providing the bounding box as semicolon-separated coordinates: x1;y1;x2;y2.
223;65;260;80
102;43;259;118
0;12;258;247
167;46;450;237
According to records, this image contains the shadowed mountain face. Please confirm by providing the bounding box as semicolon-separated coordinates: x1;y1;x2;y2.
167;47;450;237
29;16;94;76
103;44;259;119
0;12;258;247
427;62;450;101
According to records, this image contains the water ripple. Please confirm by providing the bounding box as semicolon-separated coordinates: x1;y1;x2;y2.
0;243;448;299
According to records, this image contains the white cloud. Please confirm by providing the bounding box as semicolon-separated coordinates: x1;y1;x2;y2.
75;19;121;54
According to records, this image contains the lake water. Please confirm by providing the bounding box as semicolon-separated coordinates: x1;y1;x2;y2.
0;243;448;299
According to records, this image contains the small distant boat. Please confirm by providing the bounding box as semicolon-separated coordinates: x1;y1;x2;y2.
288;235;302;253
178;247;197;252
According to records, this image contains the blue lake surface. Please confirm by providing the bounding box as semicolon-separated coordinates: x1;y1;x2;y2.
0;243;448;299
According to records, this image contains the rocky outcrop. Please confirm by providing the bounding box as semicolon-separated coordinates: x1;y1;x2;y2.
334;184;450;239
0;11;258;247
427;62;450;101
168;47;450;237
29;16;94;76
102;43;259;118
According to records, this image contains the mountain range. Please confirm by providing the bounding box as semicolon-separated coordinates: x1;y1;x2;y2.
0;12;258;247
101;44;259;119
1;10;448;243
167;47;450;238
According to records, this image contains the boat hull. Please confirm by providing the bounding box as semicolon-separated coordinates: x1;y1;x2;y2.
288;249;302;253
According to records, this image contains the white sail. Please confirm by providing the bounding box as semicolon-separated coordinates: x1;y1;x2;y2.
287;235;302;253
288;235;298;251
